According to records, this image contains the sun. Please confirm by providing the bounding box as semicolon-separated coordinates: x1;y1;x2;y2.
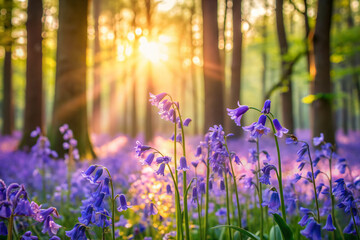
139;37;168;63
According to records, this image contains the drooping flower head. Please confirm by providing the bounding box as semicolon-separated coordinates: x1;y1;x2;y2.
323;214;336;231
259;164;277;185
227;101;249;126
313;133;324;146
135;141;151;158
273;119;289;138
117;194;132;212
149;203;158;215
178;157;190;171
243;115;270;139
262;191;280;212
300;218;321;240
149;92;167;107
261;100;271;114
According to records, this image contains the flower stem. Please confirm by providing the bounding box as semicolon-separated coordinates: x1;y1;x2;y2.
173;116;181;240
104;168;116;240
204;147;210;240
7;213;14;240
224;138;243;240
256;140;264;240
224;165;233;240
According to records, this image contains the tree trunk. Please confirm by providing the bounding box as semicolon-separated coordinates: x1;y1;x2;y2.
275;0;294;133
2;0;14;136
19;0;43;149
202;0;224;132
261;0;268;99
91;0;101;134
311;0;335;143
50;0;95;158
190;0;198;134
229;0;242;136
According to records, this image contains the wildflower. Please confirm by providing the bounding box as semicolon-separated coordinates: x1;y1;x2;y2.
65;224;87;240
273;119;289;138
30;127;41;138
149;92;167;107
220;179;225;191
142;153;155;166
336;158;347;174
183;118;192;126
49;237;60;240
343;219;356;235
292;173;302;184
313;133;324;146
42;215;61;236
171;133;182;143
117;194;132;212
156;163;166;176
101;178;110;195
261;99;271;114
149;203;158;215
195;146;202;157
166;184;172;195
178;156;190;171
262;191;280;212
199;182;206;195
191;187;198;204
156;156;171;165
94;192;106;209
323;214;336;231
243;115;270;138
21;231;38;240
79;205;94;225
227;101;249;126
0;221;7;236
89;168;103;184
135;141;151;158
191;160;199;168
233;155;242;165
300;218;321;240
259;164;277;185
81;165;97;178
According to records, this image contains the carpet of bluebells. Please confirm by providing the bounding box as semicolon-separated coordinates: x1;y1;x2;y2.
0;93;360;240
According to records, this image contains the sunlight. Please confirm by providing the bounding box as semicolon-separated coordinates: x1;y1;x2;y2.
139;37;168;63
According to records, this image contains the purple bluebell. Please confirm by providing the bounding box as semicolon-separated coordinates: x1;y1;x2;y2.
95;209;111;228
298;162;306;171
65;224;87;240
243;115;270;138
195;146;202;157
156;156;171;165
323;214;336;231
313;133;324;146
192;187;198;204
300;218;321;240
170;133;182;143
262;191;280;212
209;180;213;190
227;101;249;126
30;127;41;137
191;160;199;168
298;214;310;227
336;158;347;174
220;179;225;191
135;141;151;157
178;156;190;171
89;168;103;184
149;92;167;106
42;215;61;236
81;165;97;178
21;231;38;240
49;237;61;240
101;178;110;195
166;184;172;195
0;201;12;218
199;182;206;195
261;99;271;114
0;221;7;236
286;136;298;145
259;164;277;185
14;198;33;216
117;194;132;212
79;205;94;225
59;124;69;134
343;219;356;235
149;203;158;215
273;119;289;138
156;163;166;176
183;118;192;126
143;153;155;166
233;155;242;165
94;192;106;209
292;173;302;184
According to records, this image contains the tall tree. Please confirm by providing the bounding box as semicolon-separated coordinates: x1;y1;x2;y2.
91;0;101;134
202;0;224;131
2;0;14;135
275;0;294;133
19;0;44;148
50;0;95;158
311;0;335;143
261;0;268;99
228;0;242;135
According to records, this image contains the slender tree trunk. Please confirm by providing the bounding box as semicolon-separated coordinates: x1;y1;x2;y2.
202;0;224;131
19;0;43;148
229;0;242;136
275;0;294;132
51;0;95;158
311;0;335;143
261;0;268;99
341;78;349;135
190;0;198;134
2;0;14;136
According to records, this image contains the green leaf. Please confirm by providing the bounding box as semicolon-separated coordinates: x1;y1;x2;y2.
269;225;283;240
211;225;260;240
273;214;294;240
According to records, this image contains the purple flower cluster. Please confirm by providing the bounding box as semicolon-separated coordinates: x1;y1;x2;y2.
59;124;80;161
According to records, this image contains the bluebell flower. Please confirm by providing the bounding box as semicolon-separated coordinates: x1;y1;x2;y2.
195;146;202;157
259;164;277;185
101;178;110;195
0;201;12;218
298;162;306;171
261;100;271;114
336;158;347;174
81;165;97;178
166;184;172;195
273;119;289;138
149;203;158;215
142;153;155;166
94;192;106;209
14;198;33;216
191;160;199;168
323;214;336;231
149;92;167;107
117;194;132;212
313;133;324;146
95;209;111;228
115;215;128;227
156;163;166;176
88;168;103;184
135;141;151;158
30;127;41;137
192;187;198;204
170;133;182;143
227;102;249;126
21;231;38;240
220;179;225;191
292;173;302;184
243;115;270;138
156;156;171;165
343;219;356;235
209;180;213;190
199;182;206;195
79;205;94;225
178;156;190;171
65;224;87;240
262;191;280;212
233;154;242;165
183;118;192;126
0;221;7;236
49;236;61;240
300;218;322;240
42;215;61;236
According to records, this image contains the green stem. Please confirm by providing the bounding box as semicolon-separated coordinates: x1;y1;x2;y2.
224;164;233;240
7;214;14;240
351;209;360;239
224;138;243;240
256;140;264;240
174;116;182;240
204;147;210;240
104;168;116;240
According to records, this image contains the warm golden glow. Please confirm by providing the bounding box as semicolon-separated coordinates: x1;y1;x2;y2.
139;37;168;63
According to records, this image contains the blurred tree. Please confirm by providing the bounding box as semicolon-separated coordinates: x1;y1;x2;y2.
202;0;224;132
275;0;294;133
1;0;14;135
261;0;268;99
91;0;101;134
50;0;95;158
19;0;44;149
311;0;335;143
228;0;243;135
